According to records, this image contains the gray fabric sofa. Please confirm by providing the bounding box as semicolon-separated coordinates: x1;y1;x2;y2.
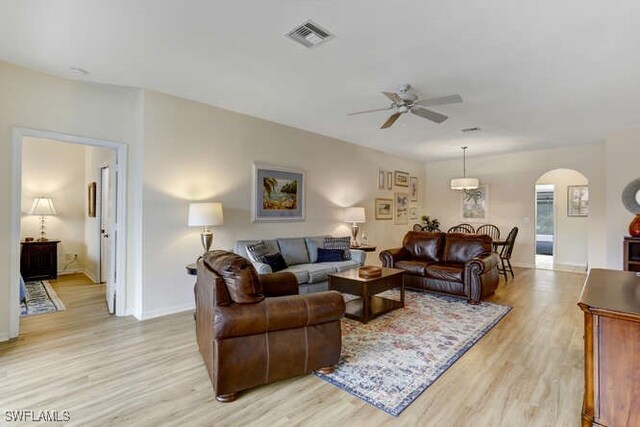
235;236;366;294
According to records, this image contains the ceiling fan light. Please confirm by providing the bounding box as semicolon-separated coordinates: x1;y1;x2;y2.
450;177;479;190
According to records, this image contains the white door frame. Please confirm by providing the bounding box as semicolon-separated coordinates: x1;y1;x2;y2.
10;127;128;338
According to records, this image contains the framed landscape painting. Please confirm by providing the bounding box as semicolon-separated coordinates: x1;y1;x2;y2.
375;198;393;220
252;164;305;222
461;185;488;222
567;185;589;217
394;192;409;225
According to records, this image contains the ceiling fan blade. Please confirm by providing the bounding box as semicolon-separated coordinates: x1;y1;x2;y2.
415;94;463;107
347;106;393;116
381;112;402;129
411;107;448;123
382;91;402;102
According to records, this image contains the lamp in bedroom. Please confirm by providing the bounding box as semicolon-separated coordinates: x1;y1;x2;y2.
29;197;57;241
344;206;366;247
188;202;224;253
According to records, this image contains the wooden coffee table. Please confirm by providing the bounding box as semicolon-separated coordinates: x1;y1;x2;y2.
328;267;404;323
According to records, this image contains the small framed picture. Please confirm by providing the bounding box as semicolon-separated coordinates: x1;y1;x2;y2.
386;172;393;190
394;192;409;225
394;170;409;187
409;206;418;220
378;170;385;190
410;176;419;202
375;198;393;220
88;182;97;217
567;185;589;217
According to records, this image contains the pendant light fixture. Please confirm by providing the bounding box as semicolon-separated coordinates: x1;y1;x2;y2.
450;146;479;190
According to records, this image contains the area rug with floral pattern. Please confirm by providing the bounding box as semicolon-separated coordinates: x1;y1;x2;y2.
315;290;511;416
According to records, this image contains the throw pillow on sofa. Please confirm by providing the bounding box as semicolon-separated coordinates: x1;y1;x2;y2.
246;241;271;263
262;252;288;272
317;248;345;263
324;236;351;260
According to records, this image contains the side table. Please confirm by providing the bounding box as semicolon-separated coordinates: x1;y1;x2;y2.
20;240;61;281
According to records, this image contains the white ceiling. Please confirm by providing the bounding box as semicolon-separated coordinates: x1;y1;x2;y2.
2;0;640;161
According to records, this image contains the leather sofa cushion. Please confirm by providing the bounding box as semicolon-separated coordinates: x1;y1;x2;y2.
278;238;310;266
395;260;433;277
443;233;492;264
403;231;445;262
426;263;464;283
213;291;345;339
204;251;265;304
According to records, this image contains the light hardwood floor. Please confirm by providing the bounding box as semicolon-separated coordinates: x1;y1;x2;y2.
1;270;585;426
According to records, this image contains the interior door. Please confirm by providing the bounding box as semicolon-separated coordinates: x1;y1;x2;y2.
100;166;116;314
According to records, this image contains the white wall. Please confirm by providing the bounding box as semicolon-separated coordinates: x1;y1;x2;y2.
425;144;606;268
21;137;87;273
0;60;143;340
536;169;589;267
605;129;640;269
141;90;425;318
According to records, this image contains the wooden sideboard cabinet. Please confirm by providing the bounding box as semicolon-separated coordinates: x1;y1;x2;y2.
20;240;60;281
578;268;640;427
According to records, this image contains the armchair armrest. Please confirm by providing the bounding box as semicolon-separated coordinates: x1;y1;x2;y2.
349;249;366;266
214;291;345;340
465;252;499;274
379;247;410;268
259;272;299;297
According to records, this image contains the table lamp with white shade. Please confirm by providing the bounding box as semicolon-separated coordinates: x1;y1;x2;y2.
188;202;224;253
344;206;366;247
29;197;56;241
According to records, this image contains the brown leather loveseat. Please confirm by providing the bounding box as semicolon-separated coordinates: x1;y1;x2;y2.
380;232;499;304
194;250;345;402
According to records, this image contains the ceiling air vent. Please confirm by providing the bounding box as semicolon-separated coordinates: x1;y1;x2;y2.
286;20;334;48
461;127;481;133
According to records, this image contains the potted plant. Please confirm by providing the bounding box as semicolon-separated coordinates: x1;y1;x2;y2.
420;215;440;232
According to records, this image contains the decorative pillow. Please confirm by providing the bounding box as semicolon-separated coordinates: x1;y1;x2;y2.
246;241;270;263
317;248;345;263
262;252;288;272
324;236;351;260
305;236;327;263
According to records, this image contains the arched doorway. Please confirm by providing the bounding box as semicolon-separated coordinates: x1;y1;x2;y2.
534;169;589;272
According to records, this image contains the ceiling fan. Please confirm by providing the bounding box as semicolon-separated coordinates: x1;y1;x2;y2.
348;84;463;129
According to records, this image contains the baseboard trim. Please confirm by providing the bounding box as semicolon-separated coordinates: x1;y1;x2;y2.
512;262;534;269
141;302;195;320
58;268;84;276
82;269;98;283
0;332;10;342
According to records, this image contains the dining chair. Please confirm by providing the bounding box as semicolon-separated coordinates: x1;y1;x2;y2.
447;223;475;234
498;226;518;281
476;224;500;241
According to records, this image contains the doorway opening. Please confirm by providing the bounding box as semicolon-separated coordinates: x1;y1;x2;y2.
535;184;554;270
534;168;589;272
10;128;128;339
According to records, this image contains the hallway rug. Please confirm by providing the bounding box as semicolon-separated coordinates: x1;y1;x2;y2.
20;280;66;317
315;290;511;416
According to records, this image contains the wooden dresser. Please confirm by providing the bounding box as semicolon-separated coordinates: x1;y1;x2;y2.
578;268;640;426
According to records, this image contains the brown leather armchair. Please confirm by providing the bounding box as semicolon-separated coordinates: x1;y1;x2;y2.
380;232;500;304
194;250;345;402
